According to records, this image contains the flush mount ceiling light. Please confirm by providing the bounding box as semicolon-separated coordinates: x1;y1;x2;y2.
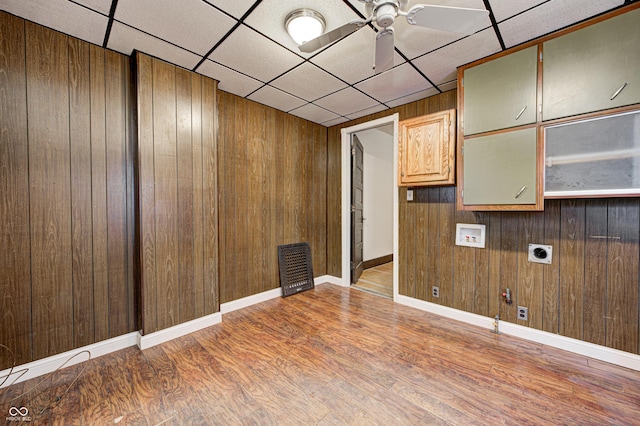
285;9;326;45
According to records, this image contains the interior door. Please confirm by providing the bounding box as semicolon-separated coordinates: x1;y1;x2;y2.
351;134;364;283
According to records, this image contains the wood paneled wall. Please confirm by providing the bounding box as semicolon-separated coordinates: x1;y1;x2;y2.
217;92;327;304
0;13;135;369
328;90;640;355
135;52;219;334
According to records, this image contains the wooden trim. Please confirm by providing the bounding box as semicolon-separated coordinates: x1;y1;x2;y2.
363;254;393;270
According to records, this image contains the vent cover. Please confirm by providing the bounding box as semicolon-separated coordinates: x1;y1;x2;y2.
277;242;314;297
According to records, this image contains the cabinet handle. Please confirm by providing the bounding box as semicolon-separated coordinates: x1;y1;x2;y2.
610;82;627;101
515;185;527;199
515;106;527;121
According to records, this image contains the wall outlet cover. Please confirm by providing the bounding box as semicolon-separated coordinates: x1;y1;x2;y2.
528;244;552;264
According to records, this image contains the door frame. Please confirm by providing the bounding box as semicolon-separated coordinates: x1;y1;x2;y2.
340;113;399;300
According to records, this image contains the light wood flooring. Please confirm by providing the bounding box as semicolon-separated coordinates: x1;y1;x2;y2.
353;262;393;298
2;284;640;425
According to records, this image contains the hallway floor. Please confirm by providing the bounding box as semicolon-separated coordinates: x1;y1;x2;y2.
353;262;393;298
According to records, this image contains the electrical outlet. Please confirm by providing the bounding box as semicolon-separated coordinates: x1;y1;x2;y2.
432;286;440;298
517;306;528;321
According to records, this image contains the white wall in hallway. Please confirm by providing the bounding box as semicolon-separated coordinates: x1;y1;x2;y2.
356;127;394;262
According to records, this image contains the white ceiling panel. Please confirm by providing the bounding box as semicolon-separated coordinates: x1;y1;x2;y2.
270;62;347;102
498;0;625;48
412;27;501;85
2;0;108;46
355;62;433;103
115;0;236;56
314;87;381;116
248;85;307;112
9;0;631;126
204;0;256;19
289;103;341;123
208;24;303;83
310;26;404;85
488;0;547;23
197;60;264;98
108;22;201;70
385;87;439;108
75;0;112;15
322;116;350;127
245;0;359;57
346;104;389;120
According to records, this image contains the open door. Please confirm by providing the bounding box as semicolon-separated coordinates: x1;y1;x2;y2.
351;134;364;283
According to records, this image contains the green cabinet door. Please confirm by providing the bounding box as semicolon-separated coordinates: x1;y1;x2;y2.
463;46;538;136
543;8;640;121
463;128;537;206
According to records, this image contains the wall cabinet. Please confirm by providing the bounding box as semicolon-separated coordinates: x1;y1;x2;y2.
461;128;540;209
398;109;455;187
543;8;640;121
463;46;538;136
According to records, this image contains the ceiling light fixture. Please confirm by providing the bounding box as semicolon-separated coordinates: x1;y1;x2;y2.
285;9;326;45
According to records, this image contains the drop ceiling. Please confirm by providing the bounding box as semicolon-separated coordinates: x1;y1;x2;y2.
2;0;630;126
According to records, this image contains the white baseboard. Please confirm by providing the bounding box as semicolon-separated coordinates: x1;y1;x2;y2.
315;275;342;286
396;295;640;372
137;312;222;350
0;332;138;389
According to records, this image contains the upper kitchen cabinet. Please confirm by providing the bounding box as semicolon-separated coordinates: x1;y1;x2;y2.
398;109;456;187
543;7;640;121
460;128;542;211
462;46;538;136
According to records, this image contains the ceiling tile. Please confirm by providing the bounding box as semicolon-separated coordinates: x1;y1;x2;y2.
437;81;458;93
248;85;307;112
310;26;404;85
314;87;380;116
322;116;350;127
115;0;236;56
75;0;112;15
488;0;547;23
346;104;388;120
2;0;108;46
393;0;490;60
411;27;501;85
197;60;264;97
355;63;433;103
208;25;303;83
270;62;347;102
289;104;340;124
204;0;256;19
244;0;359;57
498;0;625;48
385;87;439;108
108;22;201;69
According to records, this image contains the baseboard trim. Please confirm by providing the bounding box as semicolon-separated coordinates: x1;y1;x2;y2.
396;295;640;372
137;312;222;350
363;254;393;270
0;332;138;389
315;275;342;286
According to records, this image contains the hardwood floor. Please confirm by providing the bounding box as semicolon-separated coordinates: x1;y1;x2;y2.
2;284;640;425
353;262;393;298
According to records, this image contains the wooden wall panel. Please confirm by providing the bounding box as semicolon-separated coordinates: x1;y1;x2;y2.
559;199;585;340
68;37;94;348
26;21;74;360
217;93;327;303
0;12;31;367
606;199;639;353
136;52;219;334
0;14;135;369
327;89;640;356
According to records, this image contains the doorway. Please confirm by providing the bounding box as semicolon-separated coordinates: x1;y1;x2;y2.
341;114;399;300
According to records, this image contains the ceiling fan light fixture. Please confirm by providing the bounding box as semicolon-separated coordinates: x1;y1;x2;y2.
285;9;326;45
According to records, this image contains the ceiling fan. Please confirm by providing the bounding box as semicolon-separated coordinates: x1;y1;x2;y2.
299;0;489;73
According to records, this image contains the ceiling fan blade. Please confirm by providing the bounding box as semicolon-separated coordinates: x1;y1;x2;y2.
405;4;489;35
299;19;369;53
374;27;395;74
